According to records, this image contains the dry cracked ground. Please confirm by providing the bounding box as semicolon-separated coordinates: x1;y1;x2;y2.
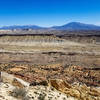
0;32;100;100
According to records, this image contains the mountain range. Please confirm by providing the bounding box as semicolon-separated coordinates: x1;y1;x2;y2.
0;22;100;30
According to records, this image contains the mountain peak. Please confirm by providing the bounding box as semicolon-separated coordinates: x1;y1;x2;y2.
53;22;100;30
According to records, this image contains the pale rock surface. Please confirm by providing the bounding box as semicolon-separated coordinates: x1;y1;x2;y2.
0;82;76;100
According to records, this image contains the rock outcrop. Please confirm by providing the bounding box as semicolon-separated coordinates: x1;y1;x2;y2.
50;79;100;100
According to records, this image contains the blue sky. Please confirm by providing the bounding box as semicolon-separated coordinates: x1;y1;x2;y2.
0;0;100;27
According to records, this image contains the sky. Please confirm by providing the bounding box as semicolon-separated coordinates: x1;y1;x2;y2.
0;0;100;27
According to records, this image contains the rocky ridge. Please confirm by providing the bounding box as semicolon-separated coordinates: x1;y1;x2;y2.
0;64;100;100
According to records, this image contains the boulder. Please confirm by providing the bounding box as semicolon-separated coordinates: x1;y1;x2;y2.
1;72;30;88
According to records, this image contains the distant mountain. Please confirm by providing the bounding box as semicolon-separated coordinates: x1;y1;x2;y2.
0;22;100;30
52;22;100;30
0;25;46;30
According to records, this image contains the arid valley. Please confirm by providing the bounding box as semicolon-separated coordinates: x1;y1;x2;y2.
0;29;100;100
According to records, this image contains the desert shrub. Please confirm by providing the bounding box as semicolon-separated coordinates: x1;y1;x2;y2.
39;81;48;86
30;81;48;86
11;88;30;100
22;96;30;100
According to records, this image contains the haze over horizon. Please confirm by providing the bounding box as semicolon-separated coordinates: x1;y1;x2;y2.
0;0;100;27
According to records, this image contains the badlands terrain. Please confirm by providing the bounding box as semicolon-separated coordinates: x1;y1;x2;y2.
0;29;100;100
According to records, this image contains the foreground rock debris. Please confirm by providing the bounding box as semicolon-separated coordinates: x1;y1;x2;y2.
0;72;100;100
